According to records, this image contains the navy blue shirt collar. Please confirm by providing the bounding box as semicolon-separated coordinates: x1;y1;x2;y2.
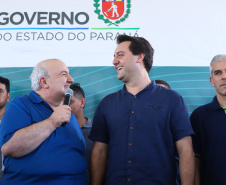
121;81;155;96
210;96;223;111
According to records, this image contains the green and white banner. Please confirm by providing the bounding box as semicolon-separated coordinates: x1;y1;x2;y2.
0;0;225;118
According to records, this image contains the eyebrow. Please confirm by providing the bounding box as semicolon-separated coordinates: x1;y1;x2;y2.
114;51;125;57
213;69;222;73
214;69;221;72
60;70;69;74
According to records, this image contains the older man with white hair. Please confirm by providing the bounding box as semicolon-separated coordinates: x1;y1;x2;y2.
0;59;88;185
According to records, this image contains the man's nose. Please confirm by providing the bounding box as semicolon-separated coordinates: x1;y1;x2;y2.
112;57;119;66
67;75;74;83
222;70;226;79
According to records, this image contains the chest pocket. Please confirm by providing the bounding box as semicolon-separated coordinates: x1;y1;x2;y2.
137;103;170;130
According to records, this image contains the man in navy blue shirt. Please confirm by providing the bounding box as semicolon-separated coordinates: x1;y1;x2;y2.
190;54;226;185
0;59;88;185
89;35;195;185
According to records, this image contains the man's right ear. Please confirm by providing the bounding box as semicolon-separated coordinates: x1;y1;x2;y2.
39;77;49;89
81;98;86;108
7;92;10;102
210;76;215;87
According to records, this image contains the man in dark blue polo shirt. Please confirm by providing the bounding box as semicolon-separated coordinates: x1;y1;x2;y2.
89;35;195;185
190;54;226;185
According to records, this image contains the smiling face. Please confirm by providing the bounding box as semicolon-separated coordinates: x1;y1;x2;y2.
210;59;226;97
112;41;140;83
44;60;74;99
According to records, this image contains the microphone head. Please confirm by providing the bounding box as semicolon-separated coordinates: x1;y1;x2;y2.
64;88;73;96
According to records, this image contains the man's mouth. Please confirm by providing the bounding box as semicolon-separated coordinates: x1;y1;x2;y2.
117;67;123;71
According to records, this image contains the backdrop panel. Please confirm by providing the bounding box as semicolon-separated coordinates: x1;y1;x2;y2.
0;66;214;119
0;0;224;117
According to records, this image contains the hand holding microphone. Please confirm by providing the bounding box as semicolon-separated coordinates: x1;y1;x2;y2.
61;88;73;126
48;88;73;128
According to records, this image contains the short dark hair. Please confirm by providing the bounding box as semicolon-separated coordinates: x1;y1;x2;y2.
155;80;171;89
0;76;10;93
116;35;154;73
70;83;85;99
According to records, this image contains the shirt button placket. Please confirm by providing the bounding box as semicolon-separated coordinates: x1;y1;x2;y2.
127;95;136;184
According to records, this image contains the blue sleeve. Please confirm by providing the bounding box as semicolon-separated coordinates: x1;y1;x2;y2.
170;94;194;142
89;99;109;144
0;97;32;147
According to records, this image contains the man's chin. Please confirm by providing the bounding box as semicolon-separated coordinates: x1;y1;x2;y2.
0;104;5;110
218;90;226;97
117;74;124;81
118;77;129;84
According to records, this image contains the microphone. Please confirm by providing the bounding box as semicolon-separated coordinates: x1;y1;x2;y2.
61;88;73;127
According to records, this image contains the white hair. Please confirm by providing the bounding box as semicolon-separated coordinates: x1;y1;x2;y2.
30;61;50;91
210;54;226;75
